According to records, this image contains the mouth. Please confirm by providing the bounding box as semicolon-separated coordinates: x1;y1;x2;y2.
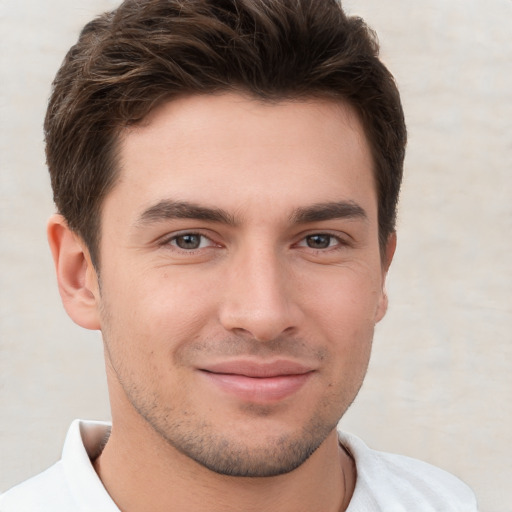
198;360;315;402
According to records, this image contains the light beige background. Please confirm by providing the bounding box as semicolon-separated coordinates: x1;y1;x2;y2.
1;1;511;510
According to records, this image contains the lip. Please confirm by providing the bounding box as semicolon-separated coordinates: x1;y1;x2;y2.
198;360;315;402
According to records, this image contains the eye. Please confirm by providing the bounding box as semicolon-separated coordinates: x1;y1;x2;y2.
301;234;340;249
169;233;213;250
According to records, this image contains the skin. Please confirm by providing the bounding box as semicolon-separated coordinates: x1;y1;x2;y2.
48;93;395;512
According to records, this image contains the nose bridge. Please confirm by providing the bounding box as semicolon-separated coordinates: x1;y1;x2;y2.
219;239;300;341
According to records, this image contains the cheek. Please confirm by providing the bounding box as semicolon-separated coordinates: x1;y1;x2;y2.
300;268;381;373
100;268;215;353
302;267;383;328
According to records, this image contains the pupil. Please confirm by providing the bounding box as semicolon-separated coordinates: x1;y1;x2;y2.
307;234;330;249
177;234;200;249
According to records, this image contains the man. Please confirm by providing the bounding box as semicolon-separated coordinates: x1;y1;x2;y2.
0;0;477;510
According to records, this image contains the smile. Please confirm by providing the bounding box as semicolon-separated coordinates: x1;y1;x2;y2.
198;360;315;402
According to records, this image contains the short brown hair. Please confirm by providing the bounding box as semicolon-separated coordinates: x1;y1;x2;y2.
45;0;406;267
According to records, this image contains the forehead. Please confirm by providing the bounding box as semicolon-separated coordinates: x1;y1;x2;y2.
110;93;376;222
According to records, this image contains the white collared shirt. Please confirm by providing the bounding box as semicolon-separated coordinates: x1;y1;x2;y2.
0;420;478;511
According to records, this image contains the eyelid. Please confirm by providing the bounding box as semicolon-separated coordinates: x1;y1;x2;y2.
294;230;352;248
159;230;221;250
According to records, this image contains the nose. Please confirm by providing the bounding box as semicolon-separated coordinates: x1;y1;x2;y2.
218;245;303;342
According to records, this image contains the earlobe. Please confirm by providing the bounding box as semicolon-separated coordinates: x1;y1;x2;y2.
47;214;101;330
375;232;397;323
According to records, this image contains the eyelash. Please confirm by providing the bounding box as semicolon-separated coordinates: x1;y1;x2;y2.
161;232;218;252
296;233;348;251
160;231;349;253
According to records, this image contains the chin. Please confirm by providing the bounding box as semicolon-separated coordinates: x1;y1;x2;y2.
155;413;340;478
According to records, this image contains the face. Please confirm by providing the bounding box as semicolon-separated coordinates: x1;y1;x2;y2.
93;93;392;477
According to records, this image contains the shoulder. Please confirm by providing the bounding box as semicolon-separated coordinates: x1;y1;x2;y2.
339;431;478;511
0;420;116;512
0;462;77;511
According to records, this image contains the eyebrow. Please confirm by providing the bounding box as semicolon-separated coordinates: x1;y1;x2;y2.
290;201;368;224
136;199;367;228
136;200;237;226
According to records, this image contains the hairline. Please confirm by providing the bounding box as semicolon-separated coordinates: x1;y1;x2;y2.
85;90;391;271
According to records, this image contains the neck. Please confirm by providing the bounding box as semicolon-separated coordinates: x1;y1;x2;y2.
93;413;355;512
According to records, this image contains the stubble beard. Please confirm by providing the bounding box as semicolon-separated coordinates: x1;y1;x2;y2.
135;398;343;477
101;306;370;478
110;362;363;478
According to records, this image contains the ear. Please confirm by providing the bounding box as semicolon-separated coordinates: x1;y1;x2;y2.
47;214;101;330
375;231;397;323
